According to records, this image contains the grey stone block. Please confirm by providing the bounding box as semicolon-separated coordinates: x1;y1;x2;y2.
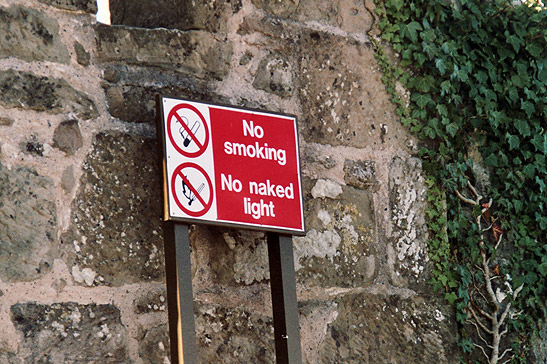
74;41;91;66
10;302;129;363
95;24;233;80
110;0;241;32
0;163;57;281
61;132;164;286
295;180;377;288
301;293;459;364
253;54;295;98
251;0;299;18
344;159;377;189
0;5;69;63
38;0;97;13
101;65;222;124
53;120;83;155
139;324;170;364
0;70;98;119
196;304;274;363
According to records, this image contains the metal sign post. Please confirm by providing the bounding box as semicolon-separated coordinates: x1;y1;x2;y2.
163;225;303;364
163;222;197;364
267;232;303;364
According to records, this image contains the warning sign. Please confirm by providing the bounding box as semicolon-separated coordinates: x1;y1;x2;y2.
171;163;213;217
166;103;209;157
158;96;305;234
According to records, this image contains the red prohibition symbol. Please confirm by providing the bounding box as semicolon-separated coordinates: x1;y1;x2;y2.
167;103;210;158
171;162;214;217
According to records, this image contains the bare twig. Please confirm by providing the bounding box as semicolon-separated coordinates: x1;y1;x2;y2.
499;302;512;327
467;318;494;348
456;189;478;206
474;343;491;362
468;180;481;199
494;233;504;250
469;305;494;334
498;347;513;362
455;180;520;364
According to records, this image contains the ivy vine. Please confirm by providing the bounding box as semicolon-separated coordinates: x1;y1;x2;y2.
372;0;547;362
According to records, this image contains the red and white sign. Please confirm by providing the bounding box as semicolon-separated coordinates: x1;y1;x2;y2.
159;97;305;234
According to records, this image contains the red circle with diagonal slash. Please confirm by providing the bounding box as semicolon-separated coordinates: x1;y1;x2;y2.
167;103;209;158
171;162;213;217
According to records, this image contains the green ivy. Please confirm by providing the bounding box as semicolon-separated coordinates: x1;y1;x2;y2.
373;0;547;361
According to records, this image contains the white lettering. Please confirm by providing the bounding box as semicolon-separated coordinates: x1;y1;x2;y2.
246;144;256;157
286;183;294;199
223;140;287;166
277;149;286;166
224;141;232;154
249;181;258;195
248;180;294;199
242;119;264;138
244;197;275;219
221;173;242;192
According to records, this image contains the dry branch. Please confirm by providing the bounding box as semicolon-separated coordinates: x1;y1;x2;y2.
456;182;522;364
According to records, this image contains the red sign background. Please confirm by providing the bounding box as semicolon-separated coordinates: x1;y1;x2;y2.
210;108;303;231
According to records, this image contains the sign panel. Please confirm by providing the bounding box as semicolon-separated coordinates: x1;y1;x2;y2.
158;96;305;234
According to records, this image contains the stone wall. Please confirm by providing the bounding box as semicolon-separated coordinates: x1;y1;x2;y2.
0;0;461;363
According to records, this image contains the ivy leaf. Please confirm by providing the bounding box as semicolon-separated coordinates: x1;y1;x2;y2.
394;0;405;11
521;100;535;118
414;52;428;65
475;71;488;84
484;88;497;102
538;67;547;83
437;104;448;117
498;45;514;61
506;34;522;53
423;126;437;139
512;74;527;88
524;88;537;100
441;41;456;55
507;133;520;150
507;87;519;103
531;133;547;152
412;93;433;108
537;213;547;229
435;58;447;74
445;292;458;304
523;164;536;178
514;199;523;212
422;41;436;58
403;21;423;43
517;61;530;80
536;176;545;193
421;29;436;42
438;274;448;286
412;76;435;92
515;119;531;137
451;64;469;82
484;60;498;83
526;41;543;58
524;272;539;285
446;122;459;137
484;153;498;167
440;80;452;95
